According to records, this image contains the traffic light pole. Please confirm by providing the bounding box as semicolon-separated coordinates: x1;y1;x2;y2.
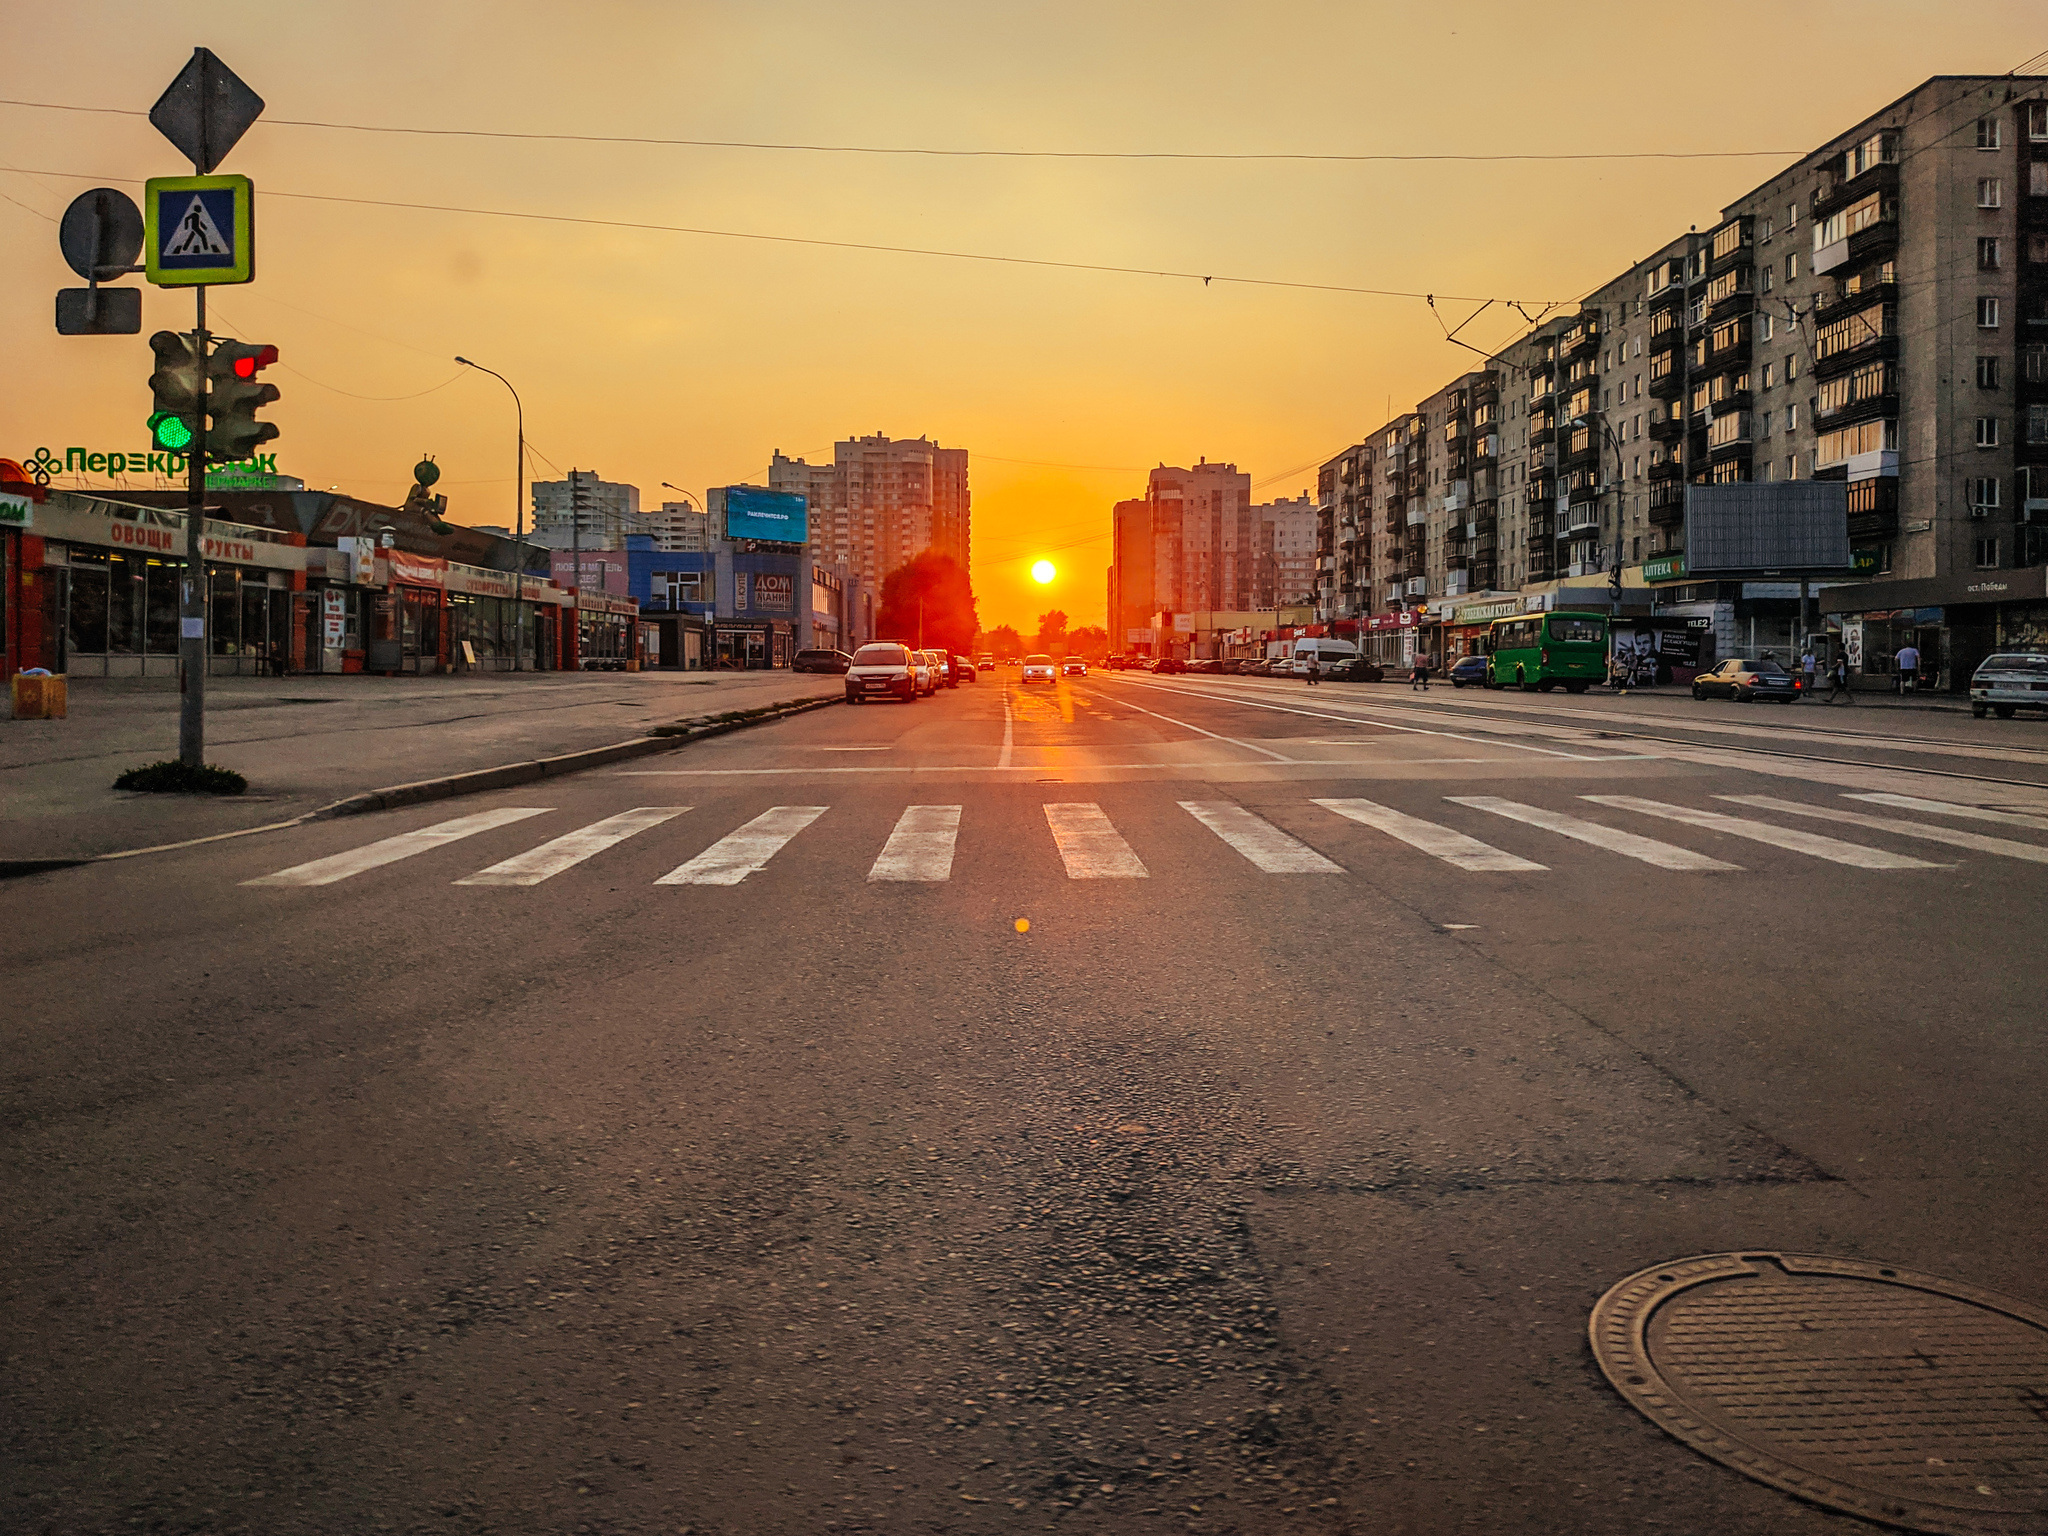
179;285;210;768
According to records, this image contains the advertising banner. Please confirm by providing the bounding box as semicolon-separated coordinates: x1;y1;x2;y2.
751;572;794;613
721;485;809;545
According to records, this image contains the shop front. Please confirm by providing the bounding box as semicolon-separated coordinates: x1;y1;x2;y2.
576;590;641;669
11;491;308;678
1820;568;2048;691
1359;609;1425;668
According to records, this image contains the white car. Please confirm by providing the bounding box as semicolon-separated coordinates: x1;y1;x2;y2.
1970;652;2048;718
1021;653;1056;684
1062;658;1088;676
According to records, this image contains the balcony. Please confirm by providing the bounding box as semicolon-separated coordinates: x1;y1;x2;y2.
1526;547;1556;581
1562;505;1601;537
1647;357;1684;400
1649;483;1685;528
1529;418;1556;449
1525;518;1553;547
1846;474;1901;538
1445;550;1469;572
1648;458;1685;484
1708;287;1756;324
1814;160;1897;224
1406;507;1428;527
1648;412;1687;444
1562;317;1600;360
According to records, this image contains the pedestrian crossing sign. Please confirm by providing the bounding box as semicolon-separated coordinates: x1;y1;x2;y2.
144;174;254;286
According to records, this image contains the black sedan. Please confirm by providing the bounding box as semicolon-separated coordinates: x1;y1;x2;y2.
793;648;853;674
1691;657;1803;702
1447;655;1490;688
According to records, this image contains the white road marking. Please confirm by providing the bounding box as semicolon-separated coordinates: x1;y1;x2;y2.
1180;802;1344;873
655;806;827;885
1043;803;1149;878
998;686;1014;770
1582;796;1946;870
1448;796;1741;872
1311;797;1546;872
1109;676;1619;759
1719;795;2048;865
868;805;963;882
454;807;688;886
1845;793;2048;833
1109;693;1295;762
243;807;551;887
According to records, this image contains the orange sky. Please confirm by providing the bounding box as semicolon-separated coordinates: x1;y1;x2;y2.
4;3;2041;631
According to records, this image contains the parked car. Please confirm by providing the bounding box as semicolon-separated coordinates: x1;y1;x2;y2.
1152;656;1188;675
1334;659;1386;683
844;642;919;704
1691;657;1802;703
793;648;853;674
908;650;938;695
1021;653;1057;684
1970;651;2048;718
1063;658;1089;676
954;655;977;683
1448;655;1490;688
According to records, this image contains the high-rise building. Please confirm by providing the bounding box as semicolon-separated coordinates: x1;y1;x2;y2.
638;502;713;553
1108;460;1263;645
770;434;971;588
1258;493;1321;607
532;470;639;547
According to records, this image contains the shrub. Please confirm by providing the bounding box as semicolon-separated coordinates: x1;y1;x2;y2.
113;760;248;795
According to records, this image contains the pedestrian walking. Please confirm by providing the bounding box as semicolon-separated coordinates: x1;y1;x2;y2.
1411;656;1431;691
1304;655;1321;687
1800;646;1817;698
1825;654;1857;704
1895;641;1921;694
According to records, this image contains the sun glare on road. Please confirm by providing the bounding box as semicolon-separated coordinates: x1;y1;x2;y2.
1031;560;1056;583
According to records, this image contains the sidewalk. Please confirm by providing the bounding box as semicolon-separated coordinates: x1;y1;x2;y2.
1589;682;1972;714
2;671;841;866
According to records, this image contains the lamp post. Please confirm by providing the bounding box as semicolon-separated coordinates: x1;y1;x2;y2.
455;357;527;671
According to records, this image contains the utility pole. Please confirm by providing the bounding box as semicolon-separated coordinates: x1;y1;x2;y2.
571;469;585;670
179;287;210;767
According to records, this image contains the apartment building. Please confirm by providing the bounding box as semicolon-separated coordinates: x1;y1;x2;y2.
1258;493;1321;606
640;502;713;553
1106;461;1256;644
769;434;971;590
1312;74;2047;684
531;470;639;546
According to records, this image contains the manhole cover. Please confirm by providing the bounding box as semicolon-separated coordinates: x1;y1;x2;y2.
1590;1252;2048;1534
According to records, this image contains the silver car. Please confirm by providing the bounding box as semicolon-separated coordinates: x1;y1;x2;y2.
1970;652;2048;719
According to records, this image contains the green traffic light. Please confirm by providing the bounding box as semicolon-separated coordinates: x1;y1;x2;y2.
149;411;193;451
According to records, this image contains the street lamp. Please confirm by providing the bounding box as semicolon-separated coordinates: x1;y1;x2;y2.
455;357;528;671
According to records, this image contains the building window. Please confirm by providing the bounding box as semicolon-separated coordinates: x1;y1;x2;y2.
2034;163;2048;197
1976;536;2001;567
1970;477;2001;513
1979;355;2002;389
1763;361;1777;389
1976;117;2003;150
1787;200;1799;231
1786;252;1799;281
2030;403;2048;444
1788;402;1800;431
1978;177;2003;208
1979;296;2002;328
1760;312;1775;341
1787;456;1802;480
1787;352;1800;383
1977;416;2001;447
1979;238;2002;271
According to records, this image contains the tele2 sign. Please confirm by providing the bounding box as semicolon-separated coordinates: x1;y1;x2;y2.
145;174;254;286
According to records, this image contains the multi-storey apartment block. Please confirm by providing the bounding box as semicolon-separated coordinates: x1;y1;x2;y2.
1313;74;2048;685
770;434;971;591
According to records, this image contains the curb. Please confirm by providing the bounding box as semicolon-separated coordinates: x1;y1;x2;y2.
311;694;842;818
0;694;842;879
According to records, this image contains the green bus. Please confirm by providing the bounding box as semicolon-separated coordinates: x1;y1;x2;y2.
1485;610;1608;692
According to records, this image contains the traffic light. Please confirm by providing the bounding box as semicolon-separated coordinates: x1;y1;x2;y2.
207;340;280;463
146;329;204;451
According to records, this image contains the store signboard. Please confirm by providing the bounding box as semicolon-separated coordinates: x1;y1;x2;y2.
751;572;794;613
0;491;32;528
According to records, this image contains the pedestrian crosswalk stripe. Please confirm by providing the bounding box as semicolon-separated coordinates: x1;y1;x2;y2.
1581;795;1946;870
1179;802;1343;873
1043;802;1148;879
869;805;962;882
1447;796;1741;872
655;806;827;886
455;807;689;887
1845;793;2048;833
242;807;551;887
1311;797;1545;872
1719;795;2048;865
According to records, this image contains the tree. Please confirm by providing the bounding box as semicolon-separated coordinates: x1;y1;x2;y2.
1035;609;1069;655
984;624;1023;659
1067;624;1110;661
876;551;978;656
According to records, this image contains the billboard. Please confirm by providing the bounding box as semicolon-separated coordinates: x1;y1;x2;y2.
1683;482;1852;575
720;485;808;545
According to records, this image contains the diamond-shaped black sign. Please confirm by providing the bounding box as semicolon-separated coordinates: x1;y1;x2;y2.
149;48;265;175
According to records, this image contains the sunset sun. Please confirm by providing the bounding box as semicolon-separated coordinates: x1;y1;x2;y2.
1031;560;1056;584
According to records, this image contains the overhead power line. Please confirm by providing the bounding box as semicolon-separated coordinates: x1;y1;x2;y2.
0;164;1564;305
0;97;1810;162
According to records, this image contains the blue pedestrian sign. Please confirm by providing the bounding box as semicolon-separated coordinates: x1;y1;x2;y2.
144;174;254;286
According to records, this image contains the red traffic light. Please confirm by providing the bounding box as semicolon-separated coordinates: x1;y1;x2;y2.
232;343;279;379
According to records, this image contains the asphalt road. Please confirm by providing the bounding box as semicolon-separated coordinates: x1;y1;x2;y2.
6;669;2046;1534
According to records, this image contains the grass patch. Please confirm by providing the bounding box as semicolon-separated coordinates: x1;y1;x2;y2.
114;760;248;795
